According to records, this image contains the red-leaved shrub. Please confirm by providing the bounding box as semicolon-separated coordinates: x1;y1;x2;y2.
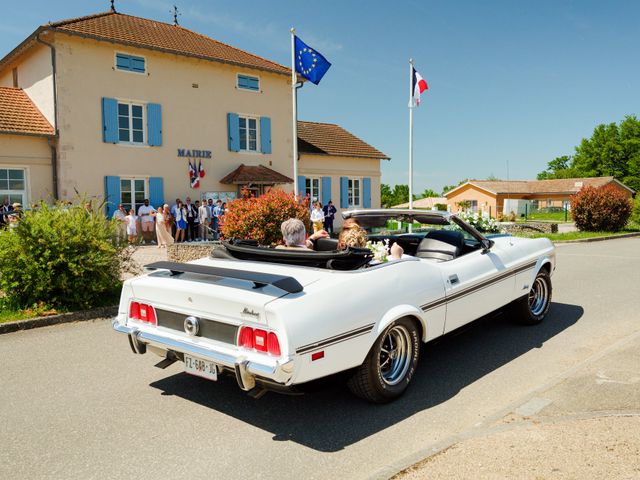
571;185;632;232
221;189;311;245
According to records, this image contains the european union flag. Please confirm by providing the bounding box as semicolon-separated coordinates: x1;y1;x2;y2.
294;36;331;85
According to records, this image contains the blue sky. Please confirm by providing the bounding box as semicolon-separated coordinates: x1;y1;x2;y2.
2;0;639;194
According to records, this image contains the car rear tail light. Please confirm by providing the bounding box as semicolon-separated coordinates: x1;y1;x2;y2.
267;332;281;356
253;329;268;352
129;301;140;320
239;326;254;348
237;327;281;356
129;301;156;325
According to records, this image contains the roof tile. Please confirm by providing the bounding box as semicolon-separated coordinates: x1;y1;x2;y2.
469;177;620;194
0;87;54;136
297;120;389;160
48;12;290;76
220;164;293;184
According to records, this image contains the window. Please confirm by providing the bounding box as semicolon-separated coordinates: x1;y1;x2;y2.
546;199;552;208
348;178;361;207
120;178;147;213
0;168;26;205
305;177;321;202
118;102;145;144
116;53;145;73
237;74;259;91
469;200;478;212
239;116;258;151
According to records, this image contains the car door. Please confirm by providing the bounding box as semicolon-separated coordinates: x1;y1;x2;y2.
439;240;523;333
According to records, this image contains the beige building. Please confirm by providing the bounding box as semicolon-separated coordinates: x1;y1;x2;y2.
0;9;387;218
297;120;388;227
445;177;635;217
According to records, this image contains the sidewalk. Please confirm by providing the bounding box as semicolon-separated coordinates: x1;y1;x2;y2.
395;330;640;479
121;245;167;280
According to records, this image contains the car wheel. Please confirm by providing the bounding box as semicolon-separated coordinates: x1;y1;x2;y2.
347;317;420;403
513;268;552;325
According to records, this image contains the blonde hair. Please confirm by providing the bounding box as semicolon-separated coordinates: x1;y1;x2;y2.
339;219;367;248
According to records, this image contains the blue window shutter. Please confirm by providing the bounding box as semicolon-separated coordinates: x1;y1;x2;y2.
131;57;145;73
227;113;240;152
116;54;130;70
147;103;162;146
260;117;271;154
149;177;164;208
322;176;332;205
340;176;349;209
104;176;120;218
297;176;306;197
102;97;118;143
363;177;372;208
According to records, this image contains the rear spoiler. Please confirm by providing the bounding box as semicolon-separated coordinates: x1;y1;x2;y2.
145;261;303;294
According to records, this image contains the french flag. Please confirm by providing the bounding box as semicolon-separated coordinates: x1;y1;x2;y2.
412;67;428;106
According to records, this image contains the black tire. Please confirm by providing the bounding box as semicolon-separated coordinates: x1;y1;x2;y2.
513;268;552;325
347;317;420;403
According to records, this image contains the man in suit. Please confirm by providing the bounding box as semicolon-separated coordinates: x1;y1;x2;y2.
323;200;337;234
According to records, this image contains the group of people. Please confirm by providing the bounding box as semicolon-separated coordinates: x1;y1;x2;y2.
310;200;337;233
0;198;22;229
278;217;405;260
114;197;227;247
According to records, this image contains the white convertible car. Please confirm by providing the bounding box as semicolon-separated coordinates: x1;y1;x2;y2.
113;209;555;403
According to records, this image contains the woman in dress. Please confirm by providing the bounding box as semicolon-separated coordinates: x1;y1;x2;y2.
163;204;173;235
174;201;187;243
310;201;325;233
155;204;174;248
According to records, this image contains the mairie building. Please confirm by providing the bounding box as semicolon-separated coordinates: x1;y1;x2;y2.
0;9;387;224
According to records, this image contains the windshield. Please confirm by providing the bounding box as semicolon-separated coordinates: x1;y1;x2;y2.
366;219;479;242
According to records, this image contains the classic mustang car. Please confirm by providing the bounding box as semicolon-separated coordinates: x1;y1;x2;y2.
112;209;555;403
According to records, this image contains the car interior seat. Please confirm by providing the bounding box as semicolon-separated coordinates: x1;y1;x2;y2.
415;230;465;261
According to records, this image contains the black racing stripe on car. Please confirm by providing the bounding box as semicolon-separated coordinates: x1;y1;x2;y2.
420;260;537;311
296;324;375;354
421;297;448;312
446;260;538;301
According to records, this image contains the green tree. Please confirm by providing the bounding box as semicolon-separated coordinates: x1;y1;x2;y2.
380;183;394;207
418;188;440;198
537;115;640;188
536;156;582;179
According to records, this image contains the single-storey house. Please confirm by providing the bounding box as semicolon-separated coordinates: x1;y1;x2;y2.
393;197;448;209
445;177;635;217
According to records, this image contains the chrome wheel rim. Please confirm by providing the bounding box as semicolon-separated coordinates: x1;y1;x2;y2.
379;325;412;386
528;276;549;316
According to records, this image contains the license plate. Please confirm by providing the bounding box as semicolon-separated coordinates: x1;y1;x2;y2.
184;354;218;381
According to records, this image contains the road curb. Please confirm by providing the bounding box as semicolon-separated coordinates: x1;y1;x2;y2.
0;305;117;334
554;232;640;244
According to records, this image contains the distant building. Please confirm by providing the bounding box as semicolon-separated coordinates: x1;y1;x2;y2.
297;120;389;227
444;177;635;217
0;9;388;219
393;197;448;209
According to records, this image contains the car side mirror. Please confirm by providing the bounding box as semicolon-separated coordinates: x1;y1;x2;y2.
481;238;493;253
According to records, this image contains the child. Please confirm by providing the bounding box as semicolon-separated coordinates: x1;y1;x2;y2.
125;209;138;244
310;201;325;233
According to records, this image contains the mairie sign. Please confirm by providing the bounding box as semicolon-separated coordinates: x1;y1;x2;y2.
177;148;212;159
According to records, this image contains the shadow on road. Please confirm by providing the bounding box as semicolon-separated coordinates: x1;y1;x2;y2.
150;302;583;452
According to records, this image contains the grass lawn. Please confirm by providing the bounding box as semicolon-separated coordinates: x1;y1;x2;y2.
519;211;572;223
0;302;61;324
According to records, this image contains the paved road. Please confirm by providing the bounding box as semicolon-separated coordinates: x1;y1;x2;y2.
1;238;639;480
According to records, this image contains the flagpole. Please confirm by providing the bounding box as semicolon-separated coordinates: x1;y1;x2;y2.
408;58;414;212
291;28;299;198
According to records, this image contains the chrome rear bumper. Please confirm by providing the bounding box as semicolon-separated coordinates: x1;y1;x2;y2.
112;319;294;390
